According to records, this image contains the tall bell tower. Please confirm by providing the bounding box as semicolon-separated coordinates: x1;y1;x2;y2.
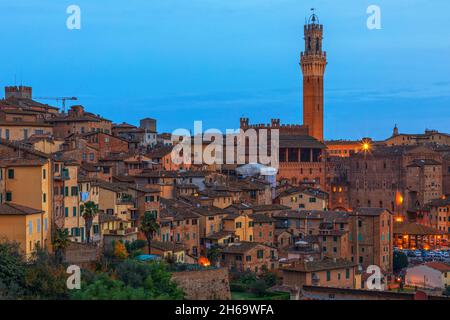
300;10;326;142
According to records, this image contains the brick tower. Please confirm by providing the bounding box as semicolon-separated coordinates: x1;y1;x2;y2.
300;11;326;141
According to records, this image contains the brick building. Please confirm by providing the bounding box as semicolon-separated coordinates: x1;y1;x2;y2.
47;105;112;138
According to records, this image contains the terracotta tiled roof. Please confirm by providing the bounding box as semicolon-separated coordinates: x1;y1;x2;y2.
220;241;262;254
252;214;276;223
393;222;446;235
353;207;391;216
204;230;235;240
252;204;290;212
191;206;226;217
147;146;173;158
151;241;185;252
423;262;450;273
0;203;43;215
279;135;326;149
277;187;328;200
0;159;47;167
282;258;356;272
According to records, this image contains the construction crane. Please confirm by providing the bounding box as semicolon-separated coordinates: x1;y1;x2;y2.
34;96;78;113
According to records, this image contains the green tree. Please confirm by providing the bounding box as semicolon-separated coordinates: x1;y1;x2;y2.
70;274;150;300
206;245;221;266
80;201;99;243
393;251;408;273
52;228;70;263
249;279;267;297
261;270;277;287
140;211;159;254
23;249;69;300
72;260;184;300
0;241;69;300
0;241;26;299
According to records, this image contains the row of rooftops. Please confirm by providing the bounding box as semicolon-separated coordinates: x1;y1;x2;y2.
277;186;329;200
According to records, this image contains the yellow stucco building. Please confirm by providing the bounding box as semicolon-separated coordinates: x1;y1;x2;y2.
0;153;52;255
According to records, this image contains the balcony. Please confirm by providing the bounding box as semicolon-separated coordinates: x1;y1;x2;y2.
116;195;135;205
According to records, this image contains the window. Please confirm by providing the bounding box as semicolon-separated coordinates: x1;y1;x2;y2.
65;207;69;217
54;164;60;173
6;192;12;202
309;197;317;203
43;169;46;179
326;271;331;281
65;187;69;196
44;218;48;231
236;222;242;229
346;268;350;279
28;221;33;235
37;219;41;233
71;186;78;196
257;250;264;259
89;153;94;161
73;207;77;217
5;129;9;140
7;169;14;179
246;255;251;262
43;193;46;203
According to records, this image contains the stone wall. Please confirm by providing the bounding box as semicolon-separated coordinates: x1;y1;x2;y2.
64;242;100;265
172;268;231;300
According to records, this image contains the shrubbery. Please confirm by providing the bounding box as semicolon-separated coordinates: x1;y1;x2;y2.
0;240;184;300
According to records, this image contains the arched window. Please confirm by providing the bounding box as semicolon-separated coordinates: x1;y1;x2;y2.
316;37;320;51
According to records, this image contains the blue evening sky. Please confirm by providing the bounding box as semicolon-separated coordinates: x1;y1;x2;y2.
0;0;449;140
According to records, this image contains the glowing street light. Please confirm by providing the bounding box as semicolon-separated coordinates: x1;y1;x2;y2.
360;138;372;154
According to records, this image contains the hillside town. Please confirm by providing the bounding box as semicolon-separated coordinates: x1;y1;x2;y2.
0;12;449;301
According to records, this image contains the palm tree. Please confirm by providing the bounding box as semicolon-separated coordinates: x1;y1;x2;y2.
140;211;159;254
52;228;70;263
80;201;99;243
